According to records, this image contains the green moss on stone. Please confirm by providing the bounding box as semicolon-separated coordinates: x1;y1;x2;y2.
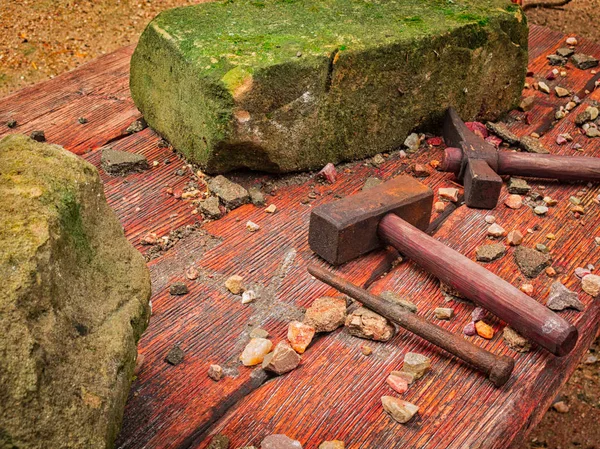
130;0;528;173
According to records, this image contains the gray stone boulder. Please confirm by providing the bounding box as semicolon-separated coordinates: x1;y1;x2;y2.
130;0;528;173
0;135;151;448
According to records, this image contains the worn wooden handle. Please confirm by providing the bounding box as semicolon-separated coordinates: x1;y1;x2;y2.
498;152;600;181
307;264;515;387
378;214;578;357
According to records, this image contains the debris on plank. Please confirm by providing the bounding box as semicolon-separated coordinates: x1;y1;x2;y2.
246;221;261;232
486;122;519;145
463;322;477;336
515;247;552;278
475;321;494;339
434;307;453;320
208;364;223;381
241;289;258;304
262;341;301;375
581;274;600;297
169;282;189;296
30;130;46;142
508;178;531;195
402;352;430;379
225;275;244;295
487;223;506;237
101;147;149;176
505;194;523;209
249;186;266;206
318;441;345;449
304;297;347;333
439;187;459;202
318;163;337;184
503;327;531;353
208;175;250;209
387;373;409;394
546;282;584;311
381;396;419;424
571;53;599;70
165;345;185;366
261;434;303;449
476;243;506;262
507;230;523;246
380;291;418;313
126;117;148;134
404;133;421;152
345;307;395;342
287;321;315;354
240;338;273;366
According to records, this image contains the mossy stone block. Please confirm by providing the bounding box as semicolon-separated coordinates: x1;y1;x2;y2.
130;0;528;173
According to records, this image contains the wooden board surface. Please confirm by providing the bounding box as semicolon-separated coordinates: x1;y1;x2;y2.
1;25;599;449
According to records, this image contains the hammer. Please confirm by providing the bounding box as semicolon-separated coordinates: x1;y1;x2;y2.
308;263;515;386
441;107;600;209
308;175;578;357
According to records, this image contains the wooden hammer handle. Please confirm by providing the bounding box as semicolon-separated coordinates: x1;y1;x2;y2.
307;263;515;387
379;214;578;357
498;152;600;181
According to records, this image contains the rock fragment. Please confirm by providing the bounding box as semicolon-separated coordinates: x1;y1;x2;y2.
475;321;494;339
199;196;222;218
581;274;600;297
318;163;337;183
554;86;569;97
503;327;531;353
552;401;570;413
262;341;301;375
566;37;578;46
208;364;224;381
287;321;315;354
362;176;383;191
537;81;550;94
507;230;523;246
101;147;150;175
476;243;506;262
126;117;148;134
504;194;523;209
471;307;487;322
546;54;567;66
434;307;454;320
360;344;372;356
225;275;244;294
261;434;303;449
240;338;273;366
304;296;347;332
463;322;477;336
265;204;277;213
387;374;409;394
345;307;395;342
381;396;419;424
486;122;520;145
404;133;421;152
402;352;430;379
208;175;250;209
242;289;258;304
508;178;531;194
488;223;506;237
534;205;548;215
520;136;550;154
515;247;552;278
556;47;574;58
571;53;599;70
30;130;46;142
380;291;418;313
249;187;266;206
170;282;189;295
439;187;459;202
546;282;584;311
165;345;185;365
250;328;269;339
390;371;416;384
434;201;445;213
6;119;17;128
246;221;261;232
519;96;535;112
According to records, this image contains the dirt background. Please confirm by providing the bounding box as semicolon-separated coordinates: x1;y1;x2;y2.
0;1;598;448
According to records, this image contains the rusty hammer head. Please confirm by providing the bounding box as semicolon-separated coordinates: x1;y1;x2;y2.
440;107;502;209
308;176;433;265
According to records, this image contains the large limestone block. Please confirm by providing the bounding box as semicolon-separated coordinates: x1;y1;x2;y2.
130;0;528;173
0;135;151;448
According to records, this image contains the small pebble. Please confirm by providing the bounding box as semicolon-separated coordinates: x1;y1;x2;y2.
546;282;584;311
165;345;185;366
170;282;188;296
507;230;523;246
77;117;88;124
439;187;459;202
552;401;570;413
471;307;487;322
6;119;17;128
434;201;446;213
566;37;578;46
262;341;301;375
546;233;556;240
287;321;315;354
520;284;534;295
241;289;257;304
463;322;477;336
538;81;550;94
543;196;557;206
225;275;244;295
208;435;230;449
246;221;260;232
318;163;337;183
575;267;592;278
504;194;523;209
402;352;431;379
240;338;272;366
265;204;277;213
318;441;344;449
30;130;46;142
387;374;409;394
404;133;421;152
186;266;200;280
475;321;494;339
208;364;223;381
304;296;347;333
536;243;549;253
545;267;557;277
533;205;548;216
360;344;372;356
434;307;454;320
503;327;531;353
261;434;303;449
508;178;531;195
476;243;506;262
381;396;419;424
581;274;600;297
487;223;506;237
484;215;496;224
345;307;395;342
554;86;569;97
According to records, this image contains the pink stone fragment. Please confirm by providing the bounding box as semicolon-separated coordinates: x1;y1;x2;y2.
471;307;487;322
575;267;592;278
318;163;337;184
485;135;502;147
465;121;488;139
387;374;409;394
556;135;567;145
463;321;477;336
427;136;444;146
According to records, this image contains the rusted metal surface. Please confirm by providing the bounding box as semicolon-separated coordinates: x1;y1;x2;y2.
0;25;598;449
442;106;600;208
308;263;515;386
308;175;433;265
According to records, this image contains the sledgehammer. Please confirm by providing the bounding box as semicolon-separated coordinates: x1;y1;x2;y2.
308;175;578;357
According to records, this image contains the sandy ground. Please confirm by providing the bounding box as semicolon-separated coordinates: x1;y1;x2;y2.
0;1;598;448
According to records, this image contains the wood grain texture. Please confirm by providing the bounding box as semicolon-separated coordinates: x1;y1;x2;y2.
0;25;598;449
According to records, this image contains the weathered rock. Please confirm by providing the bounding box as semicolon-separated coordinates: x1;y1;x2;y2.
546;282;583;311
261;434;303;449
240;338;273;366
170;282;189;295
439;187;459;202
208;434;230;449
380;291;418;313
130;0;528;173
304;296;347;332
575;110;592;126
571;53;599;70
402;352;431;379
381;396;419;424
504;194;523;209
440;281;466;300
537;81;550;94
519;96;535;112
507;177;531;194
165;345;185;365
262;341;301;375
486;121;520;145
287;321;315;354
554;86;569;97
552;401;570;413
225;275;244;294
475;321;494;339
246;220;261;232
390;370;416;384
387;374;409;394
265;204;277;214
126;117;148;134
476;243;506;262
208;175;249;208
208;364;224;381
434;201;446;213
250;327;269;339
318;441;345;449
434;307;454;320
488;223;506;237
520;136;550;154
345;307;395;342
581;274;600;297
30;130;46;142
404;133;421;152
199;196;222;219
241;289;258;304
0;135;151;448
463;321;477;336
503;327;531;352
101;147;149;176
546;54;567;66
515;246;551;278
533;205;548;216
